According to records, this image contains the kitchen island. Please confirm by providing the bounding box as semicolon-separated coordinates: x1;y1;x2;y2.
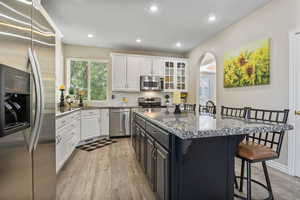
131;108;293;200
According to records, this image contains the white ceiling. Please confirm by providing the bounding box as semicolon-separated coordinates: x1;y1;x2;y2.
44;0;271;54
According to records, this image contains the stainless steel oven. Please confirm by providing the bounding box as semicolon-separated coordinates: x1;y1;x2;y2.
140;76;163;91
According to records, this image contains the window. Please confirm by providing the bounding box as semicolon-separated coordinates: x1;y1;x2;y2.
67;58;108;101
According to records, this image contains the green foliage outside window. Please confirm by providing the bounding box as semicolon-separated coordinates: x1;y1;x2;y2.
69;59;107;101
90;62;107;101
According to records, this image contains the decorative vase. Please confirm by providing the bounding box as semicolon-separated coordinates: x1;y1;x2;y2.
174;104;181;114
59;89;65;107
78;95;84;107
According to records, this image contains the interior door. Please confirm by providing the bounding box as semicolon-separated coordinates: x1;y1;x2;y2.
294;32;300;177
0;0;33;199
31;2;56;200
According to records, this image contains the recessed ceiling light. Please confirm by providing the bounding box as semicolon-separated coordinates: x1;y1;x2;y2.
208;15;216;22
136;38;142;43
88;34;93;38
176;42;182;48
149;4;159;13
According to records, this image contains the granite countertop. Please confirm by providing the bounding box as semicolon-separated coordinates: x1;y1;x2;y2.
56;105;142;117
56;107;82;117
134;108;294;140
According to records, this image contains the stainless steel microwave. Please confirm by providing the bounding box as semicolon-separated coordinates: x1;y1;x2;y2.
140;76;163;91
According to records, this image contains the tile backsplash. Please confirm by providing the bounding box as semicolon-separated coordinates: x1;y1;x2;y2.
89;91;172;107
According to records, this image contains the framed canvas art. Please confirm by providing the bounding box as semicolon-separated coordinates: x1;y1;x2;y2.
224;38;270;88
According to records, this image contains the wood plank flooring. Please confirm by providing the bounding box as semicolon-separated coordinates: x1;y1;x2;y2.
57;138;300;200
57;138;155;200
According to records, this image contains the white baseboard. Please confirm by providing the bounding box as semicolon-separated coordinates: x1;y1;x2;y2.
267;160;290;175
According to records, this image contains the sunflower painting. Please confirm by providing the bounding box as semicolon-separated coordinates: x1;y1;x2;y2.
224;38;270;88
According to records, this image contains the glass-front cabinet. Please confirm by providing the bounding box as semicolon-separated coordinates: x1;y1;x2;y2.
163;59;188;92
164;61;175;91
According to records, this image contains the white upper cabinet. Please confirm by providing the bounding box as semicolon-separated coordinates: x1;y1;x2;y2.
152;58;164;76
112;54;127;91
111;53;188;92
139;57;152;76
126;56;142;92
163;59;188;92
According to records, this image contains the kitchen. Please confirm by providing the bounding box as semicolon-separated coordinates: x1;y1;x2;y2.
0;0;300;200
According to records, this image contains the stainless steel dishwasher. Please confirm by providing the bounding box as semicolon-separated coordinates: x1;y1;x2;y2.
109;108;131;137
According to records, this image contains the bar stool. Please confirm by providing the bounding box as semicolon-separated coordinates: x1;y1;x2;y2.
235;108;289;200
221;106;247;119
183;103;196;112
199;101;216;114
221;106;248;189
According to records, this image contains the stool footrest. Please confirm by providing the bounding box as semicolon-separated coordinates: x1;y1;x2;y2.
234;176;273;200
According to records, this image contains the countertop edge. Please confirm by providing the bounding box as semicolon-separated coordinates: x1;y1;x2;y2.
134;111;294;140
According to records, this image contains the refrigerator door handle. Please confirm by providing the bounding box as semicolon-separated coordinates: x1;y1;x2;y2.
32;50;45;151
27;48;42;153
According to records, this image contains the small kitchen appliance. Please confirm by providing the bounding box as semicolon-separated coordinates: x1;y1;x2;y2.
140;76;163;91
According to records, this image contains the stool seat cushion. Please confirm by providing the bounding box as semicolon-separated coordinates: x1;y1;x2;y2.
237;142;278;161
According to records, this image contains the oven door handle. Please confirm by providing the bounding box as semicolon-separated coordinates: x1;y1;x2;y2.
32;50;45;151
27;48;42;153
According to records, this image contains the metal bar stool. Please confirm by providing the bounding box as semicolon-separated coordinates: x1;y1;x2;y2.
183;103;196;112
221;106;248;189
199;101;216;114
235;107;289;200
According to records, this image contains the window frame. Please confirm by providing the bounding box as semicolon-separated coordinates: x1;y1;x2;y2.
66;58;109;102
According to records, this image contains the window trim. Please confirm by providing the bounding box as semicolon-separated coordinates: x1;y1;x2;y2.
66;58;109;102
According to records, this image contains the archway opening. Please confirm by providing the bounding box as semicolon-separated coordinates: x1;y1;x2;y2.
198;52;217;106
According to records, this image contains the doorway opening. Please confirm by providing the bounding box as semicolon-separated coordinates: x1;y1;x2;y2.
198;52;217;106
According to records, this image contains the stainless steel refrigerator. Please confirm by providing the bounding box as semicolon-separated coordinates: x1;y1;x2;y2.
0;0;56;199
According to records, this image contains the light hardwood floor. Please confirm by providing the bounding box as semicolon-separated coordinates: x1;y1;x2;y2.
57;138;300;200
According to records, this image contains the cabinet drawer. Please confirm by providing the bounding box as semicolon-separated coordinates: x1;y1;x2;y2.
56;115;70;130
69;111;80;121
81;109;100;117
135;114;146;129
146;122;170;151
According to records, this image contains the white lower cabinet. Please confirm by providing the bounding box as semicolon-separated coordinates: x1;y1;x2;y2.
100;109;109;136
56;108;110;173
81;110;101;140
56;111;81;173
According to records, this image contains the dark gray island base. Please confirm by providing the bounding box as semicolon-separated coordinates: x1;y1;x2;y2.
131;109;293;200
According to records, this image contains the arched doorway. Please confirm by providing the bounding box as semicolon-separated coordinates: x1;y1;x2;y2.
197;52;217;106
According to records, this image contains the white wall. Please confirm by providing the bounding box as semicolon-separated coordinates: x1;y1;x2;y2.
187;0;300;165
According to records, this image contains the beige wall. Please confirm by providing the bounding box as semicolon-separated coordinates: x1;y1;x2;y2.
61;44;184;103
187;0;300;165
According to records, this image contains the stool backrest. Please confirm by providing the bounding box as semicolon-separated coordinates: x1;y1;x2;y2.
221;106;247;119
246;108;289;156
183;104;196;112
199;105;216;114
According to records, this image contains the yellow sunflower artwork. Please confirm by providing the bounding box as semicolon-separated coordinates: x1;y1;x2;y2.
224;38;270;88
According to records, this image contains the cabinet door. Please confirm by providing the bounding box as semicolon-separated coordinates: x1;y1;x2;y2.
112;54;127;91
140;57;152;76
136;126;141;161
146;136;155;190
152;58;164;76
140;130;146;172
155;142;169;200
132;122;137;150
56;133;64;172
81;116;101;140
126;56;141;91
74;119;81;145
164;61;176;92
176;61;188;92
100;109;109;136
